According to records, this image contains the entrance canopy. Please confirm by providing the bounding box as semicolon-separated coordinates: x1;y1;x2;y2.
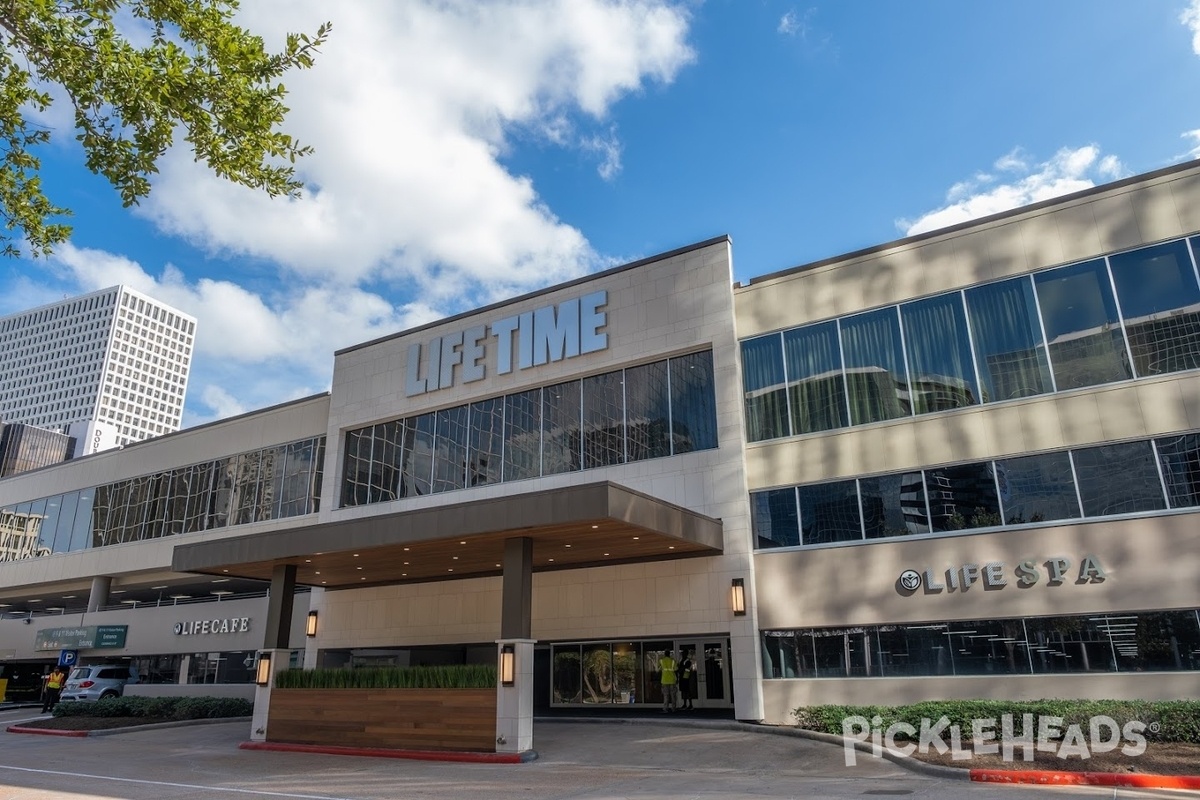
171;481;723;588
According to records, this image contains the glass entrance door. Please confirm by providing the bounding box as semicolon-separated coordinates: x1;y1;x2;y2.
676;640;732;709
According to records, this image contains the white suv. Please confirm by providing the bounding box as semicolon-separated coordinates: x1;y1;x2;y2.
60;664;140;702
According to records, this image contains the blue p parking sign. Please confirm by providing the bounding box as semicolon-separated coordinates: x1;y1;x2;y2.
58;650;78;668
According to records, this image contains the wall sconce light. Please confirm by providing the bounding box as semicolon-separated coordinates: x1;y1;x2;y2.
255;651;273;686
500;644;515;686
306;610;319;637
731;578;746;616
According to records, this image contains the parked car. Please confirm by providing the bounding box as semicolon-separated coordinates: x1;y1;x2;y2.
60;664;139;702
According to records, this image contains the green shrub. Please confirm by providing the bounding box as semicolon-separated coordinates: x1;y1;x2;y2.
792;699;1200;744
53;695;253;719
274;664;497;690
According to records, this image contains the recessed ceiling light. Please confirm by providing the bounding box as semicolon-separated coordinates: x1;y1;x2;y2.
46;606;64;611
591;525;599;529
403;561;409;565
169;594;190;599
29;599;42;602
564;544;571;548
315;571;320;575
305;559;311;563
222;569;229;573
401;573;407;577
548;558;555;562
668;546;675;550
110;590;126;595
356;566;363;570
61;595;77;599
495;563;501;568
403;547;410;552
603;553;609;556
212;590;233;596
459;541;466;545
212;579;230;583
361;577;366;581
0;604;10;608
452;556;458;560
632;536;639;540
316;552;324;556
151;585;168;590
120;599;137;604
448;568;454;572
321;581;327;584
353;554;359;557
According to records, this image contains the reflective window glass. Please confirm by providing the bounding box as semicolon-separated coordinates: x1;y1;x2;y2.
342;428;374;507
839;308;911;425
582;644;614;704
121;477;152;543
164;469;190;535
542;380;582;475
782;322;848;434
750;489;799;548
280;440;316;517
551;644;582;704
432;406;468;493
400;413;434;497
901;294;979;413
38;495;64;555
208;458;236;528
583;371;625;469
503;389;541;481
185;462;216;532
91;484;114;547
1034;259;1132;390
50;492;79;553
27;498;50;557
965;276;1054;402
925;462;1001;531
311;438;326;513
1072;441;1165;516
741;334;788;441
798;480;862;545
234;453;262;525
144;473;171;537
625;361;671;461
1108;240;1200;377
670;351;718;453
372;422;403;502
861;472;929;539
1156;433;1200;508
264;445;287;518
994;451;1079;524
811;629;873;677
69;489;94;551
468;398;504;487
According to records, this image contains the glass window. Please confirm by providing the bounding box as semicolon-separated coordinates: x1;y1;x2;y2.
185;462;217;532
670;351;718;453
582;644;614;704
1156;433;1200;509
611;642;640;705
280;440;316;517
741;334;789;441
751;489;799;548
432;406;468;493
811;628;873;677
401;413;434;497
38;495;65;555
1108;240;1200;377
207;458;236;528
901;293;979;413
49;492;79;553
467;398;504;487
551;644;582;704
861;472;929;539
1073;441;1166;516
782;322;848;434
1034;259;1132;390
90;484;113;548
840;308;911;425
965;276;1054;402
163;468;190;536
144;473;171;537
264;445;287;519
583;371;625;469
371;422;403;502
798;480;862;545
542;380;582;475
625;361;671;461
503;389;541;481
69;490;93;552
925;462;1001;531
233;452;262;525
994;451;1080;524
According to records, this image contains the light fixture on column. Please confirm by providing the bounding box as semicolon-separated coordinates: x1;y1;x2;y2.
500;644;515;686
306;610;319;637
731;578;746;616
255;651;273;686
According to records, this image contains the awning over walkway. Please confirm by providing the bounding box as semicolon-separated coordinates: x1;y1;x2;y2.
171;481;723;588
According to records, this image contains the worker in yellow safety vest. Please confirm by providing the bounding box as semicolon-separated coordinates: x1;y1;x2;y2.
42;665;67;714
659;652;678;712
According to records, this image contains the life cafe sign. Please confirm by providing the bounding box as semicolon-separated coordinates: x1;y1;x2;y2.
897;555;1106;596
405;291;609;397
174;617;251;636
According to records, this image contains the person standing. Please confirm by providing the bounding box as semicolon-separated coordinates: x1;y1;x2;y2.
679;655;698;710
659;651;678;713
42;665;67;713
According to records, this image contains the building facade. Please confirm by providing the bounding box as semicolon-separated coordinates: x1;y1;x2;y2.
0;286;196;447
1;162;1198;724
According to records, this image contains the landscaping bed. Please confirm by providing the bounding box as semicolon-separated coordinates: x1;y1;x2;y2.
13;696;255;733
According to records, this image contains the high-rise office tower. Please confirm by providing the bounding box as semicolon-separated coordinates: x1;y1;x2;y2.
0;286;196;449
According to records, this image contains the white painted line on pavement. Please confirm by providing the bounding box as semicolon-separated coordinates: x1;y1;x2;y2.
0;765;354;800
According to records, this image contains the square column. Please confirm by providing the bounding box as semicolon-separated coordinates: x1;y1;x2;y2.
250;648;290;742
495;638;535;754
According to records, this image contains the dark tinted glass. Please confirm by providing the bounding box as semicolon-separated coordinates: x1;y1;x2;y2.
798;480;862;545
750;489;799;548
372;422;403;502
741;334;789;441
625;361;671;461
1034;259;1132;390
50;492;79;553
69;489;94;551
925;462;1001;531
965;276;1054;401
783;322;848;434
432;406;468;493
995;451;1080;524
583;371;625;469
901;293;979;413
670;350;718;453
840;308;911;425
861;472;929;538
503;389;541;481
542;380;582;475
1108;240;1200;377
341;428;372;507
400;413;434;497
1156;433;1200;508
1072;441;1165;516
468;398;504;487
233;452;262;525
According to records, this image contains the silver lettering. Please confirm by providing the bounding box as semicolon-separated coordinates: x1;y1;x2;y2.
516;311;535;370
1046;557;1070;584
461;326;487;383
491;316;520;374
532;298;579;366
404;343;428;397
1015;560;1039;586
579;291;608;353
438;331;464;389
1079;554;1106;583
983;562;1007;588
426;337;443;391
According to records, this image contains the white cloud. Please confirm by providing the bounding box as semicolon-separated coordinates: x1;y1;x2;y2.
138;0;695;306
897;145;1127;236
581;128;624;181
1182;0;1200;55
778;10;800;35
1183;129;1200;160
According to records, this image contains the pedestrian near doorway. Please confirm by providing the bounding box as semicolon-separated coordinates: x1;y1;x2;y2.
42;665;67;713
679;656;697;710
659;652;678;712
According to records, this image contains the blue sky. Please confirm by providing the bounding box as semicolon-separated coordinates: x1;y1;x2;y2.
5;0;1200;426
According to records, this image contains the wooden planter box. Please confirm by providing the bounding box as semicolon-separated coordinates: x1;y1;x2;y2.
268;688;497;752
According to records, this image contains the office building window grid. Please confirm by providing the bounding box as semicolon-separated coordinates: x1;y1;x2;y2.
761;610;1200;679
0;436;324;563
341;350;719;507
751;431;1200;549
742;236;1200;442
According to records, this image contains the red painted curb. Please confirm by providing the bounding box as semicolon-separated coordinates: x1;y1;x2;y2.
970;768;1200;790
6;725;89;737
238;741;531;763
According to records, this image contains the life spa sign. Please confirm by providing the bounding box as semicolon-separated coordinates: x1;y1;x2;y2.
896;555;1106;596
404;291;609;397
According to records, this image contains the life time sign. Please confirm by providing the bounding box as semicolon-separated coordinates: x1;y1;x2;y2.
897;555;1106;595
405;291;608;397
174;617;251;636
